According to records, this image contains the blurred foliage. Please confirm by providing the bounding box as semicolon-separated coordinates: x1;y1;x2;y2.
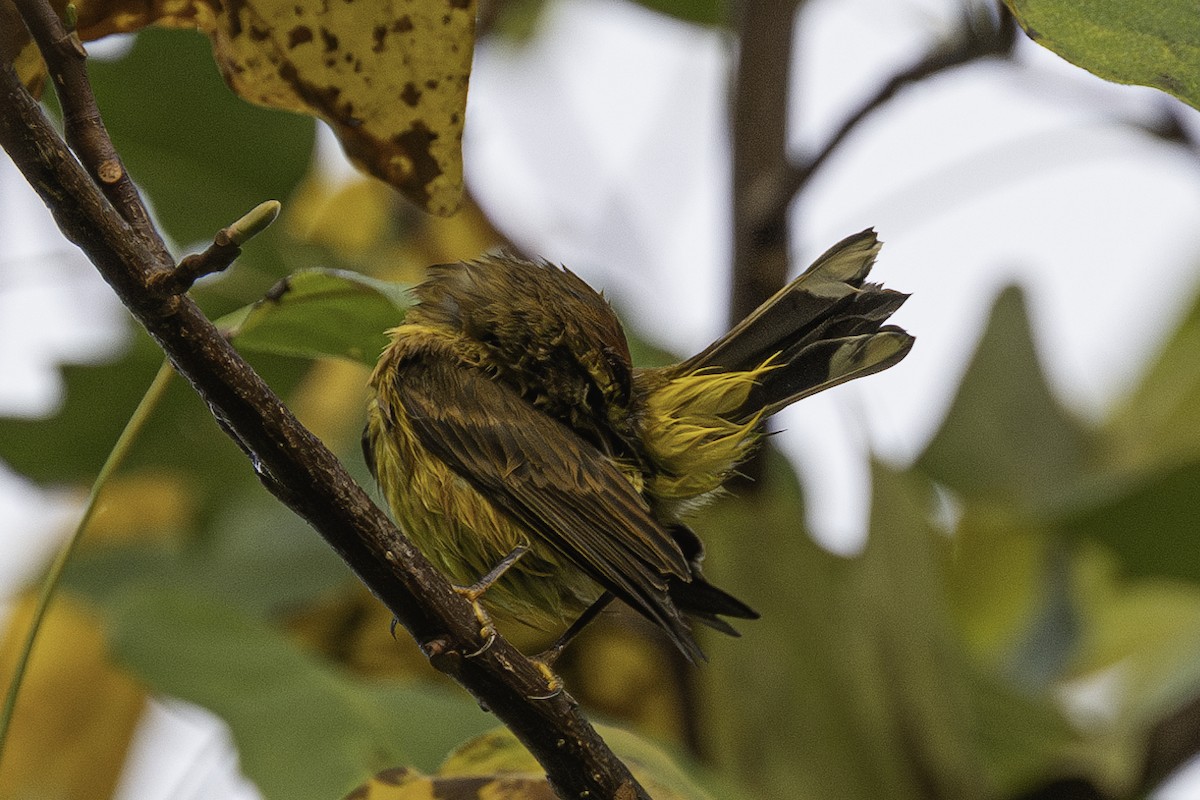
0;595;144;800
1004;0;1200;111
106;587;495;799
6;3;1200;800
87;30;316;251
919;287;1092;515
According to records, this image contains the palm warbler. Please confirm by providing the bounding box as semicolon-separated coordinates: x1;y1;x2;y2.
364;229;912;662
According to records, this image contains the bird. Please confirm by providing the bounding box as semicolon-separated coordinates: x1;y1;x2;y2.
363;228;913;663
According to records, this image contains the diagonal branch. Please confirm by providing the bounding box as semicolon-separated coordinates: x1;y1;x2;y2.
0;14;647;800
761;2;1016;230
12;0;168;256
784;3;1016;205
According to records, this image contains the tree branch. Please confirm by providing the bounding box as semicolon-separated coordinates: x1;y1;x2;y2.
754;2;1016;233
797;3;1014;202
728;0;800;330
12;0;168;255
151;200;282;296
0;21;647;800
726;0;803;489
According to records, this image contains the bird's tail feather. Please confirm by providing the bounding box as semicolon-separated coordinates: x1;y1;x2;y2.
679;228;914;419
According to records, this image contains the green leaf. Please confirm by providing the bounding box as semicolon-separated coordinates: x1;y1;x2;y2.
0;329;309;516
846;464;989;797
697;456;983;800
943;511;1080;690
918;286;1091;513
1069;543;1200;732
695;453;849;800
1059;284;1200;585
218;269;410;365
1105;287;1200;473
106;587;493;800
88;29;316;247
64;485;355;617
699;455;1113;799
1061;461;1200;585
1004;0;1200;111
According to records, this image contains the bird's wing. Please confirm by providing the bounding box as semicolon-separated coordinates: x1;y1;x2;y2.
391;351;704;661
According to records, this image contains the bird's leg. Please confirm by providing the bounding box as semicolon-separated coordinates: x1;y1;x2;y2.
455;544;529;658
524;592;617;700
537;592;616;666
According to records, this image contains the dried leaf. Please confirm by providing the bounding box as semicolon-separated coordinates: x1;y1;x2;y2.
341;726;712;800
0;594;145;800
6;0;474;214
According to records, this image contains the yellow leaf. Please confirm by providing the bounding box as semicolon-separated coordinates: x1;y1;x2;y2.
7;0;475;215
286;172;504;280
0;594;145;800
564;621;684;743
288;358;372;447
342;726;713;800
208;0;475;215
288;175;399;256
86;470;195;542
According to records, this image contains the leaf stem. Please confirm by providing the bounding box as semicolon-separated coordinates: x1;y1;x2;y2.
0;359;174;768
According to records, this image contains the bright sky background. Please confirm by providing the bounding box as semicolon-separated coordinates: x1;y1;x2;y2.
3;0;1200;796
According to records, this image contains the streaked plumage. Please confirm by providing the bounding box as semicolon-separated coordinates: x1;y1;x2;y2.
364;228;912;662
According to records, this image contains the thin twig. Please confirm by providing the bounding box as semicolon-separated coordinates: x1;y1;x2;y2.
151;200;282;296
0;18;648;800
11;0;168;258
0;361;174;771
758;3;1017;226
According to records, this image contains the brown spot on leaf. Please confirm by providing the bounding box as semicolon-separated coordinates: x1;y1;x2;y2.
400;82;421;107
393;15;413;33
372;24;387;52
249;25;271;42
432;776;493;798
376;767;411;785
449;112;459;125
288;25;313;48
277;61;348;123
320;27;338;52
448;0;471;8
394;122;442;188
225;0;246;36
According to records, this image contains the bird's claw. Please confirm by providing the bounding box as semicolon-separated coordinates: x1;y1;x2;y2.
526;659;564;700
